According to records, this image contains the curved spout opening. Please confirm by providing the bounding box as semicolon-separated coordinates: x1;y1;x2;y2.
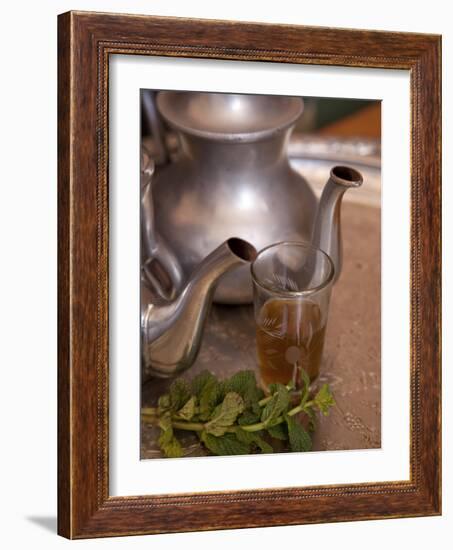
330;165;363;188
227;238;257;262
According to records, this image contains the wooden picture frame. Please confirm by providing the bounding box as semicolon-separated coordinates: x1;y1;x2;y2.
58;10;441;538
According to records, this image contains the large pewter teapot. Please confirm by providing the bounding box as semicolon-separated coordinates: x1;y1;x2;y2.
148;91;363;304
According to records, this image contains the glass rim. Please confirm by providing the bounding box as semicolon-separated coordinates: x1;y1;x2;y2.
250;240;335;297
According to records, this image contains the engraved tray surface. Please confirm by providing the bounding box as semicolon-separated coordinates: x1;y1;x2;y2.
141;201;381;459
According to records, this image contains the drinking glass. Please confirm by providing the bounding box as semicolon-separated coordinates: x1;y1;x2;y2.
251;241;334;391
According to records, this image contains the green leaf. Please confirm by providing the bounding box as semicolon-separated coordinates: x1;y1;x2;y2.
267;422;288;441
157;394;171;415
285;414;312;452
261;383;290;427
205;392;244;436
300;368;311;393
169;379;191;411
298;369;311;406
175;396;196;421
200;431;250;456
199;377;223;420
191;370;216;398
313;384;336;415
238;409;261;426
236;428;274;454
251;400;263;417
223;370;264;406
158;425;183;458
158;411;172;431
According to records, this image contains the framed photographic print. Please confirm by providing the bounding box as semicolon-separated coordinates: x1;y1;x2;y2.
58;11;441;538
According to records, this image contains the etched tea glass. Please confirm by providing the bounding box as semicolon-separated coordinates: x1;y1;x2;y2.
251;242;334;391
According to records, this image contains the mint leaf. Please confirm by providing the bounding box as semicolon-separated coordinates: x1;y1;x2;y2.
158;425;183;458
267;422;288;441
299;368;311;407
238;409;261;426
261;383;290;427
169;379;191;411
285;414;312;452
197;377;223;421
313;384;335;415
191;370;216;398
236;428;274;454
300;368;311;393
157;394;171;415
205;392;244;436
201;431;250;456
158;410;172;431
223;370;264;406
175;396;196;421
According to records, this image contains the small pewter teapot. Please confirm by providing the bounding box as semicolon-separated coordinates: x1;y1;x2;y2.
146;91;363;304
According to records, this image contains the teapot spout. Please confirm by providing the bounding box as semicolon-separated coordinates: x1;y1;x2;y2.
311;166;363;283
142;238;257;379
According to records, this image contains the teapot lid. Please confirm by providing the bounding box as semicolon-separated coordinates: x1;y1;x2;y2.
156;91;303;142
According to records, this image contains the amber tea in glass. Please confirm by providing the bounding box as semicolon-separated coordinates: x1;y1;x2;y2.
256;298;327;388
251;242;334;391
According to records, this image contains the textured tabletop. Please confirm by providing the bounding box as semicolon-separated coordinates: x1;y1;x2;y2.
141;201;381;458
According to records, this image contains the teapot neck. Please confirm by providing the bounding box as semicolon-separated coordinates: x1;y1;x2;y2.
178;130;292;170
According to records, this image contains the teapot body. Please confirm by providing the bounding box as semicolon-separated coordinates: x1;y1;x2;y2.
151;131;317;304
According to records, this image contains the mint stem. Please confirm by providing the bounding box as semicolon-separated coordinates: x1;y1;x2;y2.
142;400;310;434
241;402;307;432
172;421;204;432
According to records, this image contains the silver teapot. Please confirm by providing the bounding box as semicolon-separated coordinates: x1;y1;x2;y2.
145;91;363;305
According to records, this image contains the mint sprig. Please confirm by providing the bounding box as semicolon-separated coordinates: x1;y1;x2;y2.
142;369;335;458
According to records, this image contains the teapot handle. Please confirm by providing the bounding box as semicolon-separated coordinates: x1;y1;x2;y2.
141;147;184;300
